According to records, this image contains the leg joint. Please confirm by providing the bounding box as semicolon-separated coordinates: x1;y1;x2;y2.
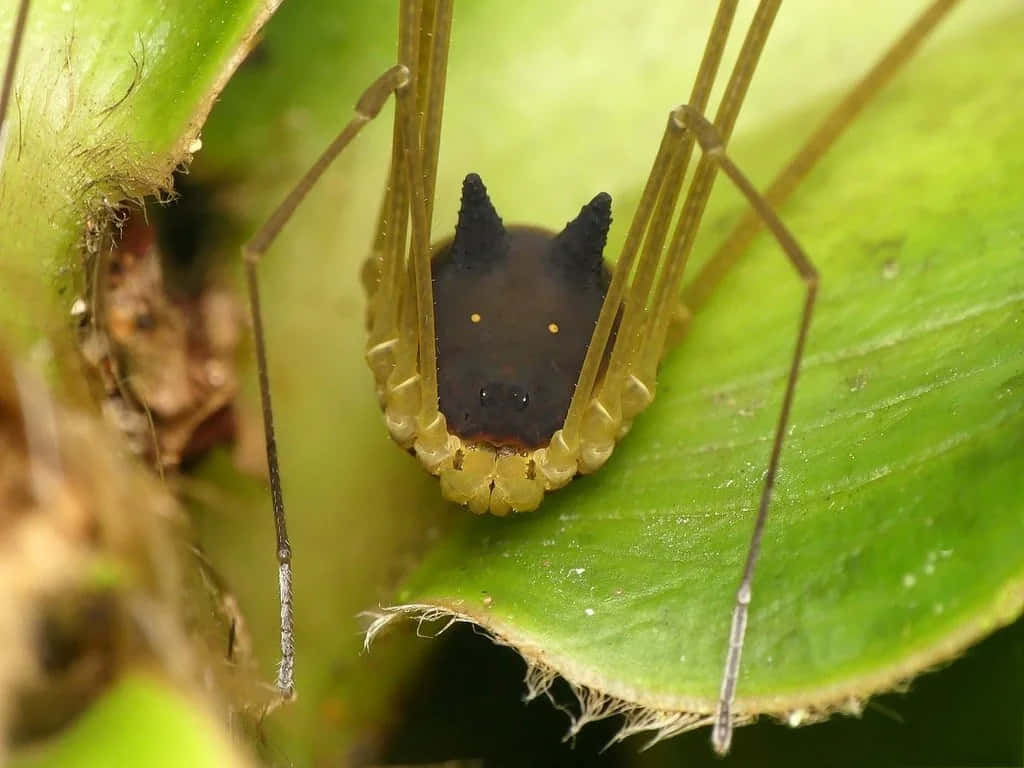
242;244;260;266
355;64;411;120
671;103;724;154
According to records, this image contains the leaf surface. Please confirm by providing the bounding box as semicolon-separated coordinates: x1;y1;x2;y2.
376;1;1024;734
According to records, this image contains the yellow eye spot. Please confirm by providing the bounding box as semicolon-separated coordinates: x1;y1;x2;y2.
470;312;481;324
547;322;560;334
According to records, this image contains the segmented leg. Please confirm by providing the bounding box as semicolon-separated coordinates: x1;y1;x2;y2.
366;0;455;471
673;0;965;753
546;0;817;753
668;105;819;754
0;0;30;137
636;0;781;394
241;63;410;699
684;0;964;314
542;0;782;485
539;0;744;485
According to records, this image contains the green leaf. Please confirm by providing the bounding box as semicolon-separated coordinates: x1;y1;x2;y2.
0;0;277;352
98;0;1023;762
0;0;277;762
366;0;1024;742
9;675;251;768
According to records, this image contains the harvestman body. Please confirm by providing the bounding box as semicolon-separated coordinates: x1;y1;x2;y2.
245;0;812;752
0;0;966;755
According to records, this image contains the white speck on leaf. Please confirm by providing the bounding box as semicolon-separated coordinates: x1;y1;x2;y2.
788;709;808;727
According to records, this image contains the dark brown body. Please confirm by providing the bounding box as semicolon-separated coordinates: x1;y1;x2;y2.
432;175;612;449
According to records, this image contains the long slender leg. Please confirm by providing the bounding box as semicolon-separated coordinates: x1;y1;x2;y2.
681;4;963;748
543;112;685;480
365;118;410;394
636;0;781;389
385;0;426;413
550;0;782;481
683;0;962;314
370;0;454;469
420;0;453;223
544;0;741;481
240;64;409;699
367;9;418;383
367;0;450;348
367;2;439;371
0;0;31;137
401;0;453;465
243;66;410;260
569;0;961;745
671;105;819;755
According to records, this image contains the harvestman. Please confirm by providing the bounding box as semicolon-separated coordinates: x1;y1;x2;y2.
0;0;965;754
